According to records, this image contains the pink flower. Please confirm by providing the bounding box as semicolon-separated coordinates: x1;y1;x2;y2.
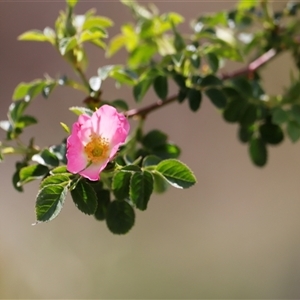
66;104;130;181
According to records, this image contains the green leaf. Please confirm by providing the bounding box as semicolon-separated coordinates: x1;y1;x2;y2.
191;75;201;85
153;76;168;100
173;74;186;89
196;11;227;27
287;121;300;142
200;75;222;87
12;168;24;192
1;147;19;155
110;68;137;86
130;171;153;210
83;16;113;29
172;53;184;67
238;126;253;143
153;172;169;194
142;130;168;149
107;35;127;56
174;32;185;51
66;0;78;8
239;104;257;126
59;37;77;55
50;165;68;175
15;115;37;128
112;171;132;200
190;53;201;69
188;89;202;111
69;106;94;116
222;86;244;100
111;99;129;111
178;89;187;103
251;80;265;98
164;12;185;25
79;30;107;43
40;174;71;189
223;99;247;123
133;80;152;102
71;180;98;215
49;143;67;164
259;123;284;145
12;80;46;101
32;149;59;167
205;88;227;109
213;44;243;62
153;143;181;159
237;0;257;10
94;189;111;221
249;138;267;167
106;200;135;234
91;39;107;49
272;107;289;125
128;44;157;67
290;105;300;124
13;82;34;101
156;36;176;56
156;159;196;189
60;122;70;134
142;155;161;168
19;164;49;185
207;53;219;73
232;77;253;98
18;30;49;42
35;185;68;222
122;165;141;172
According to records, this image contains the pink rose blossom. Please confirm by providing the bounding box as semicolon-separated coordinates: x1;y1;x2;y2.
66;104;130;181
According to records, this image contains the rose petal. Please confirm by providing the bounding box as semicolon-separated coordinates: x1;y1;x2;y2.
92;105;130;141
77;114;93;145
79;159;109;181
66;122;89;174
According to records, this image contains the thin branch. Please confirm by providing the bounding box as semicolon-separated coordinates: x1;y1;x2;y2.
125;95;177;118
221;48;277;80
125;48;277;119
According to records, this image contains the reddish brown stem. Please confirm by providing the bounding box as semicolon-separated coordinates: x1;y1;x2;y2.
221;48;277;80
125;95;177;119
125;48;277;119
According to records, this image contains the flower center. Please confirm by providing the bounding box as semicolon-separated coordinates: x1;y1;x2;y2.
84;134;109;163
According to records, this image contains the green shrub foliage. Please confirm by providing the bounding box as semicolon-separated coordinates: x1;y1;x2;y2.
1;0;300;234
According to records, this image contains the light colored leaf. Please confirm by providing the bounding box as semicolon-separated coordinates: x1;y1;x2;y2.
69;106;94;116
18;30;49;42
107;35;127;57
66;0;78;8
60;122;70;134
89;76;102;91
83;16;113;29
59;37;77;55
79;30;107;43
237;0;257;10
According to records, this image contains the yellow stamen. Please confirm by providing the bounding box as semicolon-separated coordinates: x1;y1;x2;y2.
84;134;109;163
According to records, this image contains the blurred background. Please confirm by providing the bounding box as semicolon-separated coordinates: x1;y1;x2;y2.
1;0;300;298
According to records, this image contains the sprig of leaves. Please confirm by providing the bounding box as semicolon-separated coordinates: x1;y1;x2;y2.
2;0;300;235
